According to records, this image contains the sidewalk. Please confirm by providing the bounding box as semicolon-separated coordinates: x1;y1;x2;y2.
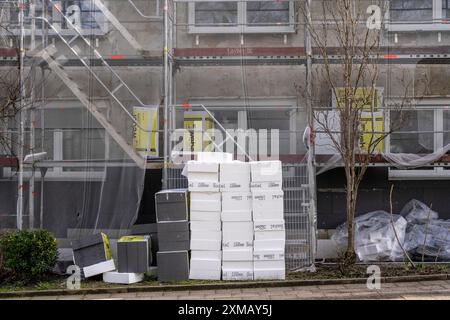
6;279;450;300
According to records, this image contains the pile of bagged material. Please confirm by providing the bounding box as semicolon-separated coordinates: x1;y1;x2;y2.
332;211;407;262
332;199;450;262
401;200;450;261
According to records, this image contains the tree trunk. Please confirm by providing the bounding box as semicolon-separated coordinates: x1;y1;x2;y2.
345;168;358;263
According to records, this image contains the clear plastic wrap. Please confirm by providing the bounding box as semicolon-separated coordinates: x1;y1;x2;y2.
331;210;407;262
400;199;438;224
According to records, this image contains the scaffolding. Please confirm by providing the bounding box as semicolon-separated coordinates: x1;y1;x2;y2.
1;0;450;268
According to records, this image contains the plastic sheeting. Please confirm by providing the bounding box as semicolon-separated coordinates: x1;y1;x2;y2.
332;200;450;262
332;211;407;262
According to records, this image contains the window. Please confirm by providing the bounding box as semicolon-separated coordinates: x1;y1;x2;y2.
388;107;450;180
188;1;295;33
2;103;107;180
387;0;450;31
0;0;107;36
444;0;450;19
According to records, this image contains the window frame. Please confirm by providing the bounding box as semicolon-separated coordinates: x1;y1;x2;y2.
2;101;108;181
188;1;295;34
181;97;300;155
386;0;450;32
386;100;450;180
0;0;109;37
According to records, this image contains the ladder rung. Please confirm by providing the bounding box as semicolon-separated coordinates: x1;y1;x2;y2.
111;83;124;95
67;35;79;45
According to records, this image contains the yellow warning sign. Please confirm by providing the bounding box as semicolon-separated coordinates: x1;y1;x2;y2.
133;106;159;158
183;111;214;153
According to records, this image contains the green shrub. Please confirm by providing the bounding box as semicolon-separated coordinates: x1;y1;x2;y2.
0;229;58;281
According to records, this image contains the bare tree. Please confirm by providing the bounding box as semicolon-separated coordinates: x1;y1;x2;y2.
300;0;414;263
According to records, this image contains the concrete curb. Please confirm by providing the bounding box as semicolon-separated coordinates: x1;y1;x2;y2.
0;273;449;298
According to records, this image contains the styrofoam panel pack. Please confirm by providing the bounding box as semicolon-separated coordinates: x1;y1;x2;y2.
188;181;220;192
254;230;286;240
220;162;250;192
254;239;285;251
190;211;221;222
221;192;252;212
197;152;233;163
83;259;115;278
221;210;252;222
190;200;221;215
253;220;285;232
222;248;253;261
253;269;285;280
222;222;253;240
222;261;254;280
252;190;284;212
222;270;254;281
187;161;219;174
250;161;282;182
103;271;144;284
222;239;253;250
253;250;285;261
191;192;221;203
189;250;222;280
190;231;222;251
250;181;282;191
190;220;221;231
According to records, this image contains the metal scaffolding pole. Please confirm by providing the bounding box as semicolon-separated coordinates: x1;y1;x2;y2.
17;0;26;230
304;0;317;265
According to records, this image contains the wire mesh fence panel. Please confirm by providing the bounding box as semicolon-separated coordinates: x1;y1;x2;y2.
283;162;313;271
166;167;188;189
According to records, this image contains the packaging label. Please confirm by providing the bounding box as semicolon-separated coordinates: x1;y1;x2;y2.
222;240;253;249
254;222;285;231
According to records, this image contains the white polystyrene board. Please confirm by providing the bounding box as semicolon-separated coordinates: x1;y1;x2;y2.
190;199;221;212
222;239;253;250
221;192;252;212
220;182;250;192
188;180;220;192
254;230;286;240
190;192;221;202
187;160;219;173
221;210;252;222
222;231;254;241
197;152;233;163
222;249;253;261
103;271;144;284
189;269;221;280
253;269;285;280
187;172;219;182
83;259;115;278
252;210;284;221
190;220;221;231
220;161;250;182
252;190;284;216
222;270;253;281
190;211;221;222
250;161;282;182
222;221;253;234
253;250;285;261
250;181;282;191
222;261;253;270
190;250;222;260
190;239;221;251
254;260;285;269
190;259;221;271
190;230;222;240
253;220;285;232
254;239;285;251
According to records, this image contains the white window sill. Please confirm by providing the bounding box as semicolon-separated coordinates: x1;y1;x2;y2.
388;168;450;180
188;25;295;34
386;22;450;32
